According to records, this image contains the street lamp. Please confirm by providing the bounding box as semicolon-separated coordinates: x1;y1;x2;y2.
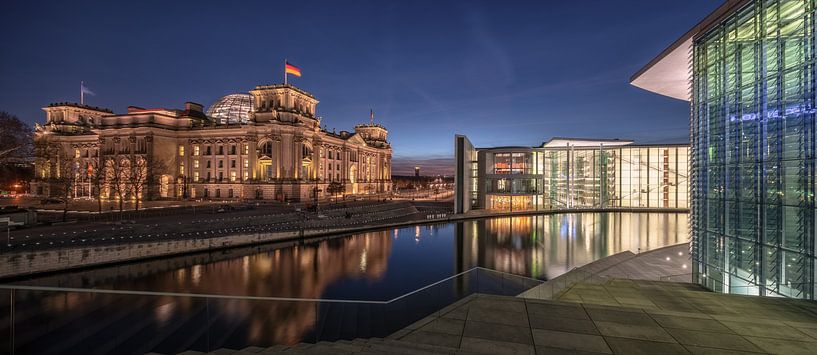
312;184;321;212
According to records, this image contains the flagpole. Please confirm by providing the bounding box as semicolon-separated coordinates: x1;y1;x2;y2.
80;81;84;105
284;59;287;85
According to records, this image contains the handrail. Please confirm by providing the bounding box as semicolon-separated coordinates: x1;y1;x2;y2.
0;267;543;305
0;284;381;304
658;272;692;281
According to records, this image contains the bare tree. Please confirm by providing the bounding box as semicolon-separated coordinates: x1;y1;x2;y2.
130;157;148;212
129;155;170;211
0;111;33;164
105;157;131;216
149;157;170;201
87;160;106;213
55;150;80;221
327;181;344;202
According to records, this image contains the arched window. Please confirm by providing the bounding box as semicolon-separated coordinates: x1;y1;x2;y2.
260;141;273;157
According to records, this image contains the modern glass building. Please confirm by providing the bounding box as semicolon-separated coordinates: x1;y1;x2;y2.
454;136;689;213
632;0;816;299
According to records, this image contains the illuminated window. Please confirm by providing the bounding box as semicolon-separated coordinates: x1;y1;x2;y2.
230;171;237;182
193;146;200;156
244;144;249;155
179;146;185;156
194;172;199;181
193;160;199;169
494;153;528;174
243;171;249;180
74;149;80;158
179;163;185;175
243;159;249;168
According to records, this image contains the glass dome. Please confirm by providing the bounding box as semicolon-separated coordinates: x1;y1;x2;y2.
206;93;253;124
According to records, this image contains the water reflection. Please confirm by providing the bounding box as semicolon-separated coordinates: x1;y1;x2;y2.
456;213;687;280
5;212;687;353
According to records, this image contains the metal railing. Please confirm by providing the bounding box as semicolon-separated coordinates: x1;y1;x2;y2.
658;272;693;282
0;267;543;354
521;268;700;301
518;266;609;300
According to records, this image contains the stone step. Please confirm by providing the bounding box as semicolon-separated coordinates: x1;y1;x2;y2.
328;341;365;352
365;343;446;355
257;344;288;353
379;339;456;354
238;346;266;353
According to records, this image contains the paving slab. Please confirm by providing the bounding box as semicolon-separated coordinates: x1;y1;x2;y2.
417;318;465;336
593;321;677;343
604;336;689;355
720;320;816;341
462;320;533;345
529;316;599;335
400;330;461;348
458;337;535;355
584;308;657;326
525;301;589;321
665;328;763;352
745;337;817;355
649;314;733;333
467;304;529;327
682;345;765;354
531;329;612;354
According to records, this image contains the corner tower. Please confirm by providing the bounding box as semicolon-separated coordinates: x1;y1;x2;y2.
249;84;320;130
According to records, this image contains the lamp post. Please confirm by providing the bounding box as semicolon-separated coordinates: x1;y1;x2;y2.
299;210;307;239
313;179;321;212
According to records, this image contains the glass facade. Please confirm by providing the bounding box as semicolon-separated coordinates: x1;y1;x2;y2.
456;142;689;213
691;0;816;299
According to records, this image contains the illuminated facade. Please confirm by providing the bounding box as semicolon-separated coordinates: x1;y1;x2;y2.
31;84;392;201
454;136;689;213
633;0;817;299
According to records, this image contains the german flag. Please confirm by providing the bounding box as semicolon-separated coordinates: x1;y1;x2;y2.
285;62;302;77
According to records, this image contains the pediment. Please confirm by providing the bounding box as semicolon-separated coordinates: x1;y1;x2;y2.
346;134;367;146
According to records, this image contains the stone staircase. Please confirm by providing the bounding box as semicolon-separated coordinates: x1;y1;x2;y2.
158;337;459;354
171;279;817;354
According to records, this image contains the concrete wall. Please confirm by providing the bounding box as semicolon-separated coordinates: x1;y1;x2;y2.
0;229;339;279
1;210;37;227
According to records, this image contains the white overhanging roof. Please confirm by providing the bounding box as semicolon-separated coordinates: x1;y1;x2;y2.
630;0;747;102
630;38;692;102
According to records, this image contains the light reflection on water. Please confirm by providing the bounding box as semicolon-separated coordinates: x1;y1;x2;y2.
459;212;687;280
6;212;687;352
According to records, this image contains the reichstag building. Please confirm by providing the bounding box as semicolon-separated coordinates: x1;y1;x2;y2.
32;84;392;202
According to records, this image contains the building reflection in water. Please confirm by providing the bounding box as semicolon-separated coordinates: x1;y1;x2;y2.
22;230;393;349
9;213;686;352
456;212;687;280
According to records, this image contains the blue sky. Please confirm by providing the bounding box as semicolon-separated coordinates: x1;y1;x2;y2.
1;0;720;172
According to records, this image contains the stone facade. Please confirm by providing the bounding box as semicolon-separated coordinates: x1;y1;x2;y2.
31;84;392;202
